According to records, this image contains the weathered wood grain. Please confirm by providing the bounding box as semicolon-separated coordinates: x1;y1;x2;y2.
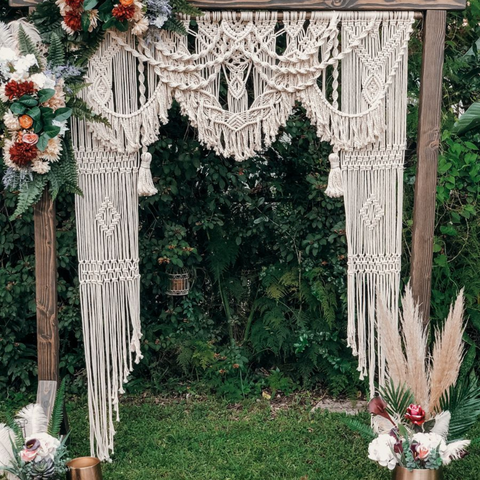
411;10;447;326
34;190;59;382
9;0;467;9
190;0;466;10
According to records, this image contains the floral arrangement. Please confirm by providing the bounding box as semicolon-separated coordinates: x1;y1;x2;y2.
49;0;198;40
367;393;470;471
345;285;480;473
0;22;104;218
0;383;68;480
1;48;71;178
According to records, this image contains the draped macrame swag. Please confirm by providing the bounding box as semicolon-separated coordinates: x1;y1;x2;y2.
72;10;414;460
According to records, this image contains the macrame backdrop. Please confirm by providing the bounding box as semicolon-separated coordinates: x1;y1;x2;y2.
72;11;414;460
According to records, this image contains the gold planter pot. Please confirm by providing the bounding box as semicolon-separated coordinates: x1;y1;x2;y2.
392;466;443;480
66;457;103;480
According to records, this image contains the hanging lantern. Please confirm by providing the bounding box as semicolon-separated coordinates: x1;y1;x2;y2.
167;271;190;296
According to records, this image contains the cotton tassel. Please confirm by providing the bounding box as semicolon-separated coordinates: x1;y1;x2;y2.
137;151;158;197
325;151;344;198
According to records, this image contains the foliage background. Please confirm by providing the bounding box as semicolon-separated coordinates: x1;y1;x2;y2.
0;1;479;400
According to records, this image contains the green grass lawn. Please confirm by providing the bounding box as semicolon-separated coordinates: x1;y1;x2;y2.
60;395;480;480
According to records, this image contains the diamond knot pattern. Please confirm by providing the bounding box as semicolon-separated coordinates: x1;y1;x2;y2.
362;74;383;105
96;197;121;237
360;194;384;230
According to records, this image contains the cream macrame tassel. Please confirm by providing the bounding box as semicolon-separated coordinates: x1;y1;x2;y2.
325;151;343;197
137;151;158;196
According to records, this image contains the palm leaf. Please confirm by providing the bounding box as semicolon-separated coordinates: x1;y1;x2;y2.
380;379;414;419
439;375;480;440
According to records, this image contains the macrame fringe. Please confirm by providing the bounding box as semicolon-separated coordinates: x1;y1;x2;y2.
138;152;158;196
325;152;343;197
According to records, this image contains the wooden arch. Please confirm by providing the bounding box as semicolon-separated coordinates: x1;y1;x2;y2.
8;0;466;416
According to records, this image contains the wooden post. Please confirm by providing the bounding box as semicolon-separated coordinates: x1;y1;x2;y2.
410;10;447;325
34;190;59;420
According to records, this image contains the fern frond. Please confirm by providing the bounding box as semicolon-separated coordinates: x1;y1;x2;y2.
341;417;375;441
162;17;188;36
68;97;110;126
47;32;65;68
10;175;47;220
17;25;44;71
48;379;66;437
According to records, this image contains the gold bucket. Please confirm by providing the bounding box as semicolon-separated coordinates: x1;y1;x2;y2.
66;457;103;480
392;466;443;480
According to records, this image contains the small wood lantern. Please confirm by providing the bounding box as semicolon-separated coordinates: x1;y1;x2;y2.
167;271;190;296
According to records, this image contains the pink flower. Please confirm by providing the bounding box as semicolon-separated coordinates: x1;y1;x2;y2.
405;404;426;426
417;444;430;460
20;448;38;462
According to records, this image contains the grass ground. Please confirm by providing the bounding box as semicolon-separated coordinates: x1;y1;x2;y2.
63;394;480;480
2;394;480;480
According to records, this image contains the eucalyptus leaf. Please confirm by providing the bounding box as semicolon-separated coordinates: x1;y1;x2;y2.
37;88;55;103
19;95;38;107
81;12;91;32
44;125;61;138
27;106;41;121
54;107;73;122
10;102;26;115
37;133;50;151
83;0;98;10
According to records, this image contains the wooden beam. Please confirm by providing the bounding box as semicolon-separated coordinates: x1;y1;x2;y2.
34;190;59;386
190;0;465;10
411;10;447;325
9;0;467;9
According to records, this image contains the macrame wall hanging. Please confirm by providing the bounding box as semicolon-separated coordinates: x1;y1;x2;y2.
72;11;414;460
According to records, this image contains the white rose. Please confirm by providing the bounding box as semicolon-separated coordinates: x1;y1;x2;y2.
25;432;60;461
13;54;38;79
368;434;398;470
412;432;447;454
30;73;47;89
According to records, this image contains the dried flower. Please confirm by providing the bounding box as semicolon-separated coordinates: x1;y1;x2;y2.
31;160;51;174
19;115;34;129
44;83;66;110
9;141;38;167
40;137;62;162
405;404;426;426
22;133;39;145
65;0;84;8
3;110;20;131
63;12;82;33
112;4;136;21
4;80;36;100
88;9;100;32
132;17;149;36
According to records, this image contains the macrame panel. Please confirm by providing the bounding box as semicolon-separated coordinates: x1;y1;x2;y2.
340;13;412;395
72;31;144;461
84;12;413;161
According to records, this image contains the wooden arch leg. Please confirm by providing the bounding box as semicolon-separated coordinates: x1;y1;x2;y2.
411;10;447;326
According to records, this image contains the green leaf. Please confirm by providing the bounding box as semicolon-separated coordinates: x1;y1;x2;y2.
38;88;56;103
27;106;41;121
19;95;39;107
83;0;98;10
81;12;91;32
10;175;47;220
101;17;116;30
453;103;480;136
54;107;72;122
98;0;113;15
44;125;61;138
47;32;65;68
37;133;50;151
10;102;27;115
47;378;66;436
113;19;129;32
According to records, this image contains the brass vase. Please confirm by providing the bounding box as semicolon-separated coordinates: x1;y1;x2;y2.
392;466;443;480
66;457;103;480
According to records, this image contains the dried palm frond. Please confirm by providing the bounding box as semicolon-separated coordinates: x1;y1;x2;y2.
429;290;465;414
377;298;407;387
15;404;48;438
399;284;430;413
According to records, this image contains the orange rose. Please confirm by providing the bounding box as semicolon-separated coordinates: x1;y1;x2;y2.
19;115;34;129
119;0;135;5
22;133;39;145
